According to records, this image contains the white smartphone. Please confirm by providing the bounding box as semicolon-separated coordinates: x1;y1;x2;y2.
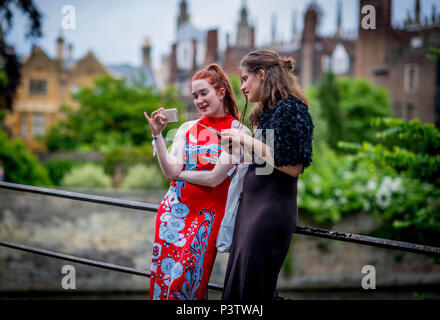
160;108;179;122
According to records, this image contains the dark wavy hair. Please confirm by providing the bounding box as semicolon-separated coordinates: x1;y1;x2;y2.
239;49;309;126
192;63;240;119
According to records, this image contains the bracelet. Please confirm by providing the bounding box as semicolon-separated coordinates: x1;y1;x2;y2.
152;132;162;156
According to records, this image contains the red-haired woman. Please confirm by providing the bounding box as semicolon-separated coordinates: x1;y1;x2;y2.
144;64;250;300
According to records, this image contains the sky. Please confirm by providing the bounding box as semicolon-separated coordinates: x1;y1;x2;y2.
5;0;440;69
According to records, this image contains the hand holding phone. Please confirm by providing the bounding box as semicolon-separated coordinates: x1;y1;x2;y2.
160;108;179;122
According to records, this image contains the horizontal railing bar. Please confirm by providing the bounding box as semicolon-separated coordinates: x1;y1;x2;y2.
295;226;440;257
0;181;158;212
1;181;439;257
0;240;223;291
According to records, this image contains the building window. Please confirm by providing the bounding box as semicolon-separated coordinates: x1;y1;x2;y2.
405;103;415;120
21;113;28;138
331;43;350;75
321;55;331;72
70;84;80;95
29;79;47;95
31;113;46;137
404;64;419;94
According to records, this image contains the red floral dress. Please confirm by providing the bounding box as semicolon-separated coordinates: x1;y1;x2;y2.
149;113;236;300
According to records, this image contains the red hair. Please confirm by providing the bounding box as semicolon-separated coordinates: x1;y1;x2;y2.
192;64;239;119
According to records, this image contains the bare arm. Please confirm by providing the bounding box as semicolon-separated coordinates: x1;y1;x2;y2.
144;108;195;180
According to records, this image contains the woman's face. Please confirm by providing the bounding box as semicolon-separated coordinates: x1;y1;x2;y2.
191;79;226;117
240;67;264;103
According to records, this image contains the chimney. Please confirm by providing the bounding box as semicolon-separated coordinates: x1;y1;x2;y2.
56;33;64;61
192;39;197;71
249;27;255;48
142;37;152;66
205;29;218;65
67;43;73;60
415;0;421;25
170;44;178;83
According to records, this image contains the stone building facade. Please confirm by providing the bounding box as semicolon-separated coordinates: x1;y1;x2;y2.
167;0;440;127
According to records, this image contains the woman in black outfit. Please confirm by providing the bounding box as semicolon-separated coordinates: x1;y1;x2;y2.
221;49;314;300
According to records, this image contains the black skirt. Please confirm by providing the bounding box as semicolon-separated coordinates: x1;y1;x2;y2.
222;160;298;300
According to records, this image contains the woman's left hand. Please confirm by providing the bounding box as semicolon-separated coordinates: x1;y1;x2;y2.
221;128;253;151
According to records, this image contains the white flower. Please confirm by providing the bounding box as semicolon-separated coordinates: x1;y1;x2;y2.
312;186;322;195
382;176;393;188
311;174;322;183
167;217;186;231
334;189;342;197
376;186;392;209
171;262;183;279
153;283;161;300
161;258;175;275
367;180;377;191
339;197;348;205
390;177;402;193
343;171;352;179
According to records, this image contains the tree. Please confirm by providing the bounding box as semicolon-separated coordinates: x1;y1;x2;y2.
44;75;186;151
0;129;52;186
0;0;43;111
310;72;392;150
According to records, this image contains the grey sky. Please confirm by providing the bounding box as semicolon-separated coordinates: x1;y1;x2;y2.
6;0;440;69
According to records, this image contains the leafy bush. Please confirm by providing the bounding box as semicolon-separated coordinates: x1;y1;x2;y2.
60;163;112;189
103;143;155;177
308;72;392;149
337;118;440;245
120;164;167;190
0;129;52;186
44;75;185;151
43;158;82;186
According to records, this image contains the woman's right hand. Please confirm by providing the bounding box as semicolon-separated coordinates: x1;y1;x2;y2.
144;108;168;136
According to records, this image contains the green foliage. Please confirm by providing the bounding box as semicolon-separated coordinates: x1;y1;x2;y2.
103;143;155;177
120;164;167;190
310;72;392;149
0;68;7;87
339;118;440;186
44;124;78;151
230;74;253;128
316;71;343;149
60;163;112;189
426;46;440;61
44;75;186;151
0;129;52;186
43;158;82;186
337;118;440;245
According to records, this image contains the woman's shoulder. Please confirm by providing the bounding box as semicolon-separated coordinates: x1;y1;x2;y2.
274;95;309;115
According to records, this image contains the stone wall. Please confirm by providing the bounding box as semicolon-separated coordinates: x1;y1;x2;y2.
1;188;439;295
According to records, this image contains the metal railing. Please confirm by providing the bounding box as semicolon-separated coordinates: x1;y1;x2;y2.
1;181;439;296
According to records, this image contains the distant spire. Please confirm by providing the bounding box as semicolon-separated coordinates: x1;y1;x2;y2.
271;13;277;44
432;5;437;24
336;0;342;38
415;0;421;25
291;9;297;42
177;0;190;29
